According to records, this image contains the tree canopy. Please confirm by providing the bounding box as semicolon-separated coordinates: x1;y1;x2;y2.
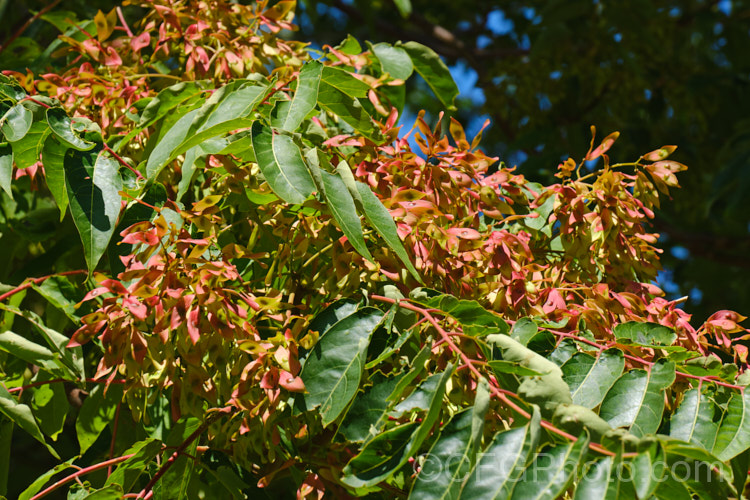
1;0;750;499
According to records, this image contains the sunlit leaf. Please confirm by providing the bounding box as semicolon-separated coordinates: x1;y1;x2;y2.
0;385;59;458
0;142;11;197
562;349;625;409
0;102;33;142
31;372;69;440
251;123;316;204
509;434;589;500
10;121;50;168
573;456;636;500
145;108;201;179
410;402;487;500
613;321;676;347
317;82;379;140
297;308;383;426
105;438;163;492
459;407;541;498
713;390;750;461
0;330;67;377
599;359;675;437
17;458;77;500
670;388;719;451
400;41;459;111
370;43;413;80
46;107;95;151
343;366;453;488
356;181;421;281
65;148;123;272
274;61;323;132
321;171;372;261
41;135;69;217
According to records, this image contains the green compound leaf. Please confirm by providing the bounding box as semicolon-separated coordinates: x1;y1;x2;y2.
713;389;750;461
0;305;85;380
145;108;201;179
400;41;459;111
509;434;590;500
31;372;69;441
11;120;50;169
105;438;163;492
356;181;421;281
320;66;371;98
370;42;414;80
0;142;12;197
1;102;33;142
599;359;675;437
342;422;418;489
339;374;403;443
344;366;453;488
614;321;677;347
409;406;484;500
41;135;69;217
0;330;67;377
573;456;636;500
459;407;541;499
65;148;123;273
409;289;508;333
273;61;323;132
317;82;379;141
138;81;207;127
670;388;719;451
188;80;267;133
298;307;383;426
251;123;316;204
46;106;95;151
562;349;625;409
0;385;59;459
17;458;77;500
321;170;373;262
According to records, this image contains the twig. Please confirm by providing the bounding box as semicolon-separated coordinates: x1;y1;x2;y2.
0;270;88;303
108;401;123;477
549;329;743;390
103;144;144;180
0;0;63;56
30;454;134;500
21;97;52;109
136;408;231;499
7;377;127;394
371;294;618;457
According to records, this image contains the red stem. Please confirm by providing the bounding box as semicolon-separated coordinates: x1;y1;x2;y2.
0;270;87;303
0;0;63;56
21;97;52;109
116;7;134;37
136;408;230;499
7;377;127;394
30;454;134;500
259;81;287;106
371;294;617;456
108;401;123;477
103;144;144;180
120;191;161;212
551;329;744;390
